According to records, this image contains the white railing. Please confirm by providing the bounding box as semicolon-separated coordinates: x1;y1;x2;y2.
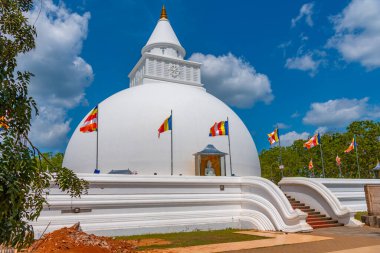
278;177;377;226
31;175;311;238
313;178;380;212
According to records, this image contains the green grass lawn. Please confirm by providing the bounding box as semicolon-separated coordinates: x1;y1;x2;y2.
116;229;268;250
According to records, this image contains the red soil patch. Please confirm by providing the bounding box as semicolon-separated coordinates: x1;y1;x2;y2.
29;223;136;253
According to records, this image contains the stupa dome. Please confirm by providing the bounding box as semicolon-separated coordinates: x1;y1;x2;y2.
62;6;261;176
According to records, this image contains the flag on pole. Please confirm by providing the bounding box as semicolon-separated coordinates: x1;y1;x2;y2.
336;155;341;166
80;106;98;133
0;116;9;131
267;128;279;145
344;136;356;153
209;121;229;137
303;133;320;149
158;115;172;138
308;159;313;170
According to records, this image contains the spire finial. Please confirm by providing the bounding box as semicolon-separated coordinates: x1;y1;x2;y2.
160;5;168;20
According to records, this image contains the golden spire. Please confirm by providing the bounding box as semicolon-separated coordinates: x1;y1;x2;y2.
160;5;168;20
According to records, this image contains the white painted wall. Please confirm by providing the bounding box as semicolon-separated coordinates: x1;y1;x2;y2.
31;175;311;238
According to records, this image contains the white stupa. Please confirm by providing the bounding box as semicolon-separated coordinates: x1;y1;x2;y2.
63;6;260;176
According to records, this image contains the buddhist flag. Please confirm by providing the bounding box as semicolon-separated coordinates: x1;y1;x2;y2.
267;128;279;145
336;155;341;166
158;115;172;138
308;159;313;170
0;116;9;131
304;133;320;150
80;106;98;133
209;121;229;137
344;136;357;153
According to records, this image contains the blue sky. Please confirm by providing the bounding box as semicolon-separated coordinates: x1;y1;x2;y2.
21;0;380;153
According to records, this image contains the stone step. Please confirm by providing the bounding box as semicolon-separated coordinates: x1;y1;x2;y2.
294;208;314;213
307;214;327;219
307;219;338;226
307;217;332;222
291;203;306;207
311;223;344;229
293;206;311;210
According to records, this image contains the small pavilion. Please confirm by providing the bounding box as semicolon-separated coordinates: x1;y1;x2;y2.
194;144;227;176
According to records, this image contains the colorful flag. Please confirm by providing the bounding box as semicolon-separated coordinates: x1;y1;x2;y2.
0;116;9;131
158;115;172;138
344;136;357;153
308;159;313;170
304;133;320;149
336;155;341;166
80;106;98;133
209;121;229;137
267;128;279;145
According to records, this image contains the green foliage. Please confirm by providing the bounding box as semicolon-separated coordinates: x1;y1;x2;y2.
260;120;380;184
354;211;367;221
0;0;88;249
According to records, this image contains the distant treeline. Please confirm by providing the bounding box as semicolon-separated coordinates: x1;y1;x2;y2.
260;120;380;183
38;152;64;170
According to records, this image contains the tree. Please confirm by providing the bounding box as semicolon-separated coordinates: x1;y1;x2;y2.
0;0;88;249
260;120;380;183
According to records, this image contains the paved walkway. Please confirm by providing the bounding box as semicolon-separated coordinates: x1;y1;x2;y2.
227;226;380;253
146;226;380;253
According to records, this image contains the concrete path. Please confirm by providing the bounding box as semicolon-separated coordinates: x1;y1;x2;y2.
326;245;380;253
227;226;380;253
146;226;380;253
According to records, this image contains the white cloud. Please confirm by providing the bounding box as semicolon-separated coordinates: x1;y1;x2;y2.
275;123;290;129
327;0;380;68
28;106;71;149
314;127;328;135
291;111;300;118
18;0;93;151
189;53;273;108
280;131;310;146
291;2;315;27
303;97;380;127
285;53;321;76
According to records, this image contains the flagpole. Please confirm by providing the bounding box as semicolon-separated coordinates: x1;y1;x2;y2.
318;133;326;177
171;110;173;176
96;105;99;171
354;135;360;178
227;117;233;176
337;154;342;178
277;126;284;178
